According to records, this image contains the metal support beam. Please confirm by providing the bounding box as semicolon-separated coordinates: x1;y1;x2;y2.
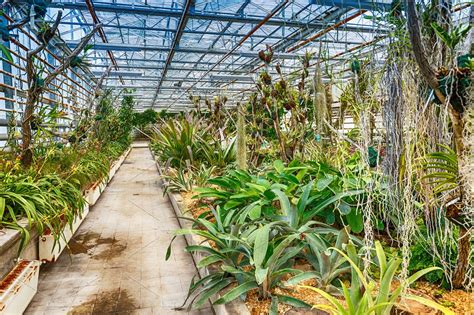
152;0;194;105
89;64;251;72
310;0;392;11
84;0;123;84
287;9;367;52
50;1;387;31
66;42;311;58
57;20;386;42
103;85;248;92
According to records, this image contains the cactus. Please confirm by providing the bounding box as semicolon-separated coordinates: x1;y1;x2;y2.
236;105;247;170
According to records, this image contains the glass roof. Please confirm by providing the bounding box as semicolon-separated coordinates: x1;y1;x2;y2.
33;1;396;110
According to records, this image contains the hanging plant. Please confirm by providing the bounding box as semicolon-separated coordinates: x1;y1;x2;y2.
350;59;361;74
258;44;273;64
434;55;473;113
30;114;41;131
0;14;10;41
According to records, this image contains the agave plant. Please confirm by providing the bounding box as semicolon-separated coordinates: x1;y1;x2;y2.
303;241;454;315
200;137;236;171
285;228;363;293
166;217;327;311
161;165;216;194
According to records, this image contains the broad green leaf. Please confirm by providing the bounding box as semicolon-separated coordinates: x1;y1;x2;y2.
193;278;234;309
253;225;270;267
224;200;243;210
0;44;13;63
269;295;279;315
272;189;291;217
248;204;262;220
165;235;177;260
297;181;313;215
214;280;258;304
404;294;455;315
337;200;352;215
246;183;267;192
255;266;269;285
303;190;364;223
274;294;312;309
0;197;5;220
185;245;221;256
316;175;334;191
230;191;260;199
285;271;319;286
346;208;363;233
197;254;223;268
274;160;285;173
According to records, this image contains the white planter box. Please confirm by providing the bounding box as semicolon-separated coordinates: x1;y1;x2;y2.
39;204;89;263
85;147;131;204
108;165;117;182
0;260;40;314
84;179;107;206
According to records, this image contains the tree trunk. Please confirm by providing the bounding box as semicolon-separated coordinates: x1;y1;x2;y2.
451;226;470;288
21;56;43;167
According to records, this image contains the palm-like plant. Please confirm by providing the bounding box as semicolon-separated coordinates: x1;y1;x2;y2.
421;145;459;195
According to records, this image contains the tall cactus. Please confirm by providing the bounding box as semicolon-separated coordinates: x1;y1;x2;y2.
236;105;247;170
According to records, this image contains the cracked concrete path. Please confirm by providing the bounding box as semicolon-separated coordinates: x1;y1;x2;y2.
25;146;211;315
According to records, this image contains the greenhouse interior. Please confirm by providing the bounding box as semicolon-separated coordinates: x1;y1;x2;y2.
0;0;472;314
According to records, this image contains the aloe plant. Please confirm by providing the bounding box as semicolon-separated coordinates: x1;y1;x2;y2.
303;241;455;315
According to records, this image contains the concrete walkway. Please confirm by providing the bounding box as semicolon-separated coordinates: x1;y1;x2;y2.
25;146;211;315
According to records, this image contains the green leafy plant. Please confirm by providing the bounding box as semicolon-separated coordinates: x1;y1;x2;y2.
196;159;369;231
431;23;471;50
133;108;159;130
0;172;85;251
151;117;203;168
200;137;236;171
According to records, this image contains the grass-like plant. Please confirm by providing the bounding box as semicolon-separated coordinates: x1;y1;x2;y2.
0;172;85;251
